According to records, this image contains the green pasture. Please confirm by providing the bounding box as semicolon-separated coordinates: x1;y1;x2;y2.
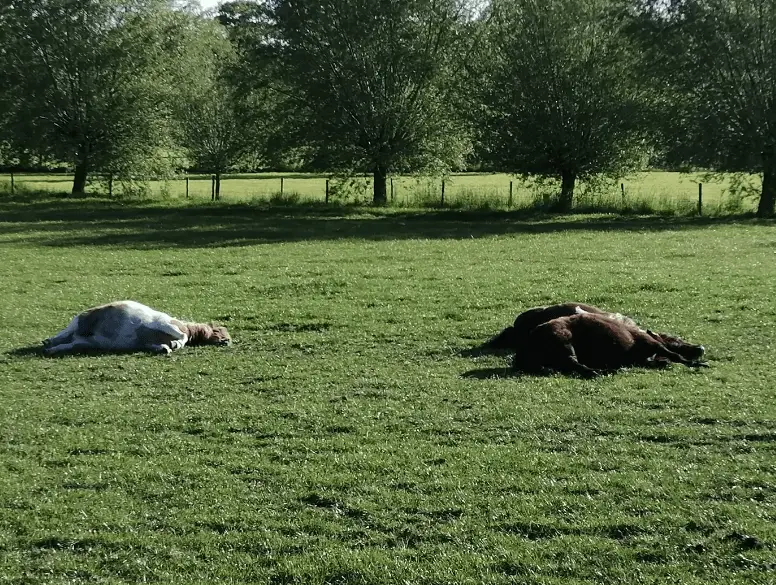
0;195;775;584
1;170;758;214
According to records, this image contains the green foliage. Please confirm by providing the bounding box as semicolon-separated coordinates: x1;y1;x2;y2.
1;197;775;583
0;141;14;169
631;0;776;216
0;0;203;194
476;0;650;210
262;0;475;202
178;80;248;176
171;14;265;200
217;0;274;45
268;189;303;205
216;1;297;173
325;176;373;204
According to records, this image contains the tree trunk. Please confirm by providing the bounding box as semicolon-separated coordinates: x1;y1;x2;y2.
555;170;576;212
215;172;221;201
757;162;776;217
373;166;387;205
72;160;88;195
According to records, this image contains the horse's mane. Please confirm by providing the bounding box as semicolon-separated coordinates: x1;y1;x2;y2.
179;322;231;346
574;306;638;329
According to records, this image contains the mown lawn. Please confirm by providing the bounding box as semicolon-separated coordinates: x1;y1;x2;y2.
0;195;774;584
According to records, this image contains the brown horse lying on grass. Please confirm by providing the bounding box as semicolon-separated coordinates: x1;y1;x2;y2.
481;302;705;362
483;302;614;352
511;312;707;378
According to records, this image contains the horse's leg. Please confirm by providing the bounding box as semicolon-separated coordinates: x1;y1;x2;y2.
145;343;173;355
43;317;80;347
557;344;602;378
652;343;707;368
136;323;186;353
144;321;188;347
43;337;96;355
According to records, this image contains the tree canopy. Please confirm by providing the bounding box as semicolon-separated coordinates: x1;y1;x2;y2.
261;0;475;203
631;0;776;216
475;0;649;211
1;0;775;214
173;14;263;200
0;0;204;194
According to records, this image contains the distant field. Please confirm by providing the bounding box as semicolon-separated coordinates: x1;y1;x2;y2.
0;170;759;214
0;194;775;584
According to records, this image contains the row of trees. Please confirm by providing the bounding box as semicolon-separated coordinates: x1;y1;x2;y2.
1;0;774;216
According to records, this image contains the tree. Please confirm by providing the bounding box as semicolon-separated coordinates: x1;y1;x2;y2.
476;0;648;211
261;0;475;204
177;84;252;201
172;16;260;200
630;0;776;217
216;1;299;172
0;0;193;195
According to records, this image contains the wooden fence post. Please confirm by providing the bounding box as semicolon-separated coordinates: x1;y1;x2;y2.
280;177;284;196
441;180;445;206
10;172;14;195
390;177;394;202
621;183;625;206
325;179;329;204
508;181;513;208
108;173;113;198
698;183;703;216
185;176;189;199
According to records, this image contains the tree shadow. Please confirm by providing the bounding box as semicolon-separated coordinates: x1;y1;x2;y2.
1;195;770;249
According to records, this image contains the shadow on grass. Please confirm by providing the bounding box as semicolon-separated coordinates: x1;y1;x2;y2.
460;365;590;379
4;345;112;359
5;345;45;358
461;366;616;379
459;367;515;380
3;345;165;359
1;194;772;249
457;342;513;358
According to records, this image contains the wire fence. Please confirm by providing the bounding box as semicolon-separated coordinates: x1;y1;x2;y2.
0;170;756;215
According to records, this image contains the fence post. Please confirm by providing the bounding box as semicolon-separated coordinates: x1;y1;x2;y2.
280;177;284;196
108;173;113;198
185;176;189;199
390;177;394;202
621;183;625;206
441;180;445;206
325;179;329;204
508;181;513;208
698;183;703;216
211;175;215;201
10;172;14;195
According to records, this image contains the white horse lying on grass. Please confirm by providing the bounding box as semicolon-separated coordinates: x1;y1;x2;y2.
43;300;231;355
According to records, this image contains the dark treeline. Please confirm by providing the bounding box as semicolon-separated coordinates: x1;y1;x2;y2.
0;0;774;215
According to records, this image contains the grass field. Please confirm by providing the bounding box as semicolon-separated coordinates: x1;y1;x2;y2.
0;170;759;214
1;194;775;584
